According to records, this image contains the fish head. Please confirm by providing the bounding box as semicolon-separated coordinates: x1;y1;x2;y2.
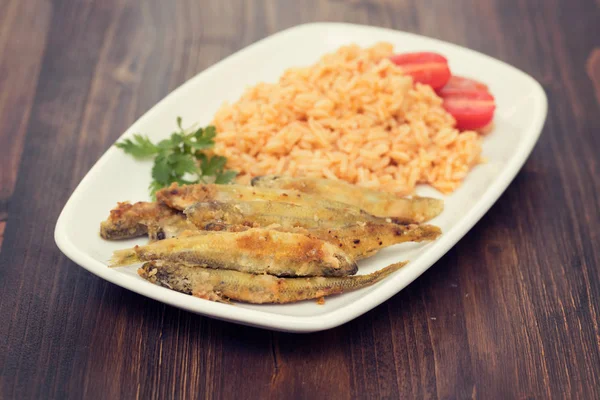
250;175;281;187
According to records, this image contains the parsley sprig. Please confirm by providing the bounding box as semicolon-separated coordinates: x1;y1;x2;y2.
116;117;237;197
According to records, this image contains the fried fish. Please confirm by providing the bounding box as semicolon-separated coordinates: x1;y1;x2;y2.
309;223;441;260
100;201;194;240
183;200;385;231
138;260;407;304
251;175;444;223
156;183;363;214
185;202;441;259
111;228;358;277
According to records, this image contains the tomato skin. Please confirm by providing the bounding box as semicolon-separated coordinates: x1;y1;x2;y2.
389;55;496;131
441;90;496;130
436;75;496;131
389;52;451;90
437;75;489;96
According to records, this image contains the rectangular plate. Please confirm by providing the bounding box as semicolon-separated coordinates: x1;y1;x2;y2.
55;23;547;332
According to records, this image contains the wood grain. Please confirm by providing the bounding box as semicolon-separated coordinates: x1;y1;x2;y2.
0;222;5;250
1;0;599;398
0;0;51;247
586;48;600;107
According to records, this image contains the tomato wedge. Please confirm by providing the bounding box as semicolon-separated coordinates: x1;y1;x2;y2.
436;76;496;131
437;75;489;96
389;52;451;90
441;90;496;131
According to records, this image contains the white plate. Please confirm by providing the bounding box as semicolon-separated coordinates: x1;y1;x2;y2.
55;23;547;332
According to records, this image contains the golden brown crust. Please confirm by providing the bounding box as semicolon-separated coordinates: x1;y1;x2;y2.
156;183;217;210
187;208;441;260
252;175;444;223
114;228;357;277
100;201;186;240
138;260;407;304
233;229;327;266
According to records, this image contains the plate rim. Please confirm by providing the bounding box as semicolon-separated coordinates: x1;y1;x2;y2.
54;22;548;333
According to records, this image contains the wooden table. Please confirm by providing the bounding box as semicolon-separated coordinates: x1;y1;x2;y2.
1;0;599;398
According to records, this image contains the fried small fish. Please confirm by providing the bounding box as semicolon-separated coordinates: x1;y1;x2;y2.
310;223;441;260
200;221;440;260
111;228;358;277
100;202;194;240
156;183;362;214
251;175;444;223
138;260;407;304
185;202;441;259
184;200;384;231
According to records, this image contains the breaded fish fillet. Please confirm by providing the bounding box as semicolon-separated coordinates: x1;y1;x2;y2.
111;228;358;277
184;200;384;230
251;175;444;223
309;223;441;259
138;260;407;304
156;183;363;214
185;202;441;259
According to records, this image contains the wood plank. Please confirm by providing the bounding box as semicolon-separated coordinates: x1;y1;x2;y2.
0;0;125;398
0;0;51;249
586;48;600;108
0;222;4;249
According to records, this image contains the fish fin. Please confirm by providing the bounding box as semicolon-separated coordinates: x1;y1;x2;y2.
192;289;227;303
372;261;408;279
217;295;234;305
110;248;140;267
418;224;442;241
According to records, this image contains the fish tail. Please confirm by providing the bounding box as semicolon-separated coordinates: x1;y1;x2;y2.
110;248;140;267
352;261;408;286
414;224;442;241
137;260;408;304
280;261;408;302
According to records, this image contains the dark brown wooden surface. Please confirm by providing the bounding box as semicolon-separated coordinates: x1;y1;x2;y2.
1;0;599;398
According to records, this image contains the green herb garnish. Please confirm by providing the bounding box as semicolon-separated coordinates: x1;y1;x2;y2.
116;117;237;197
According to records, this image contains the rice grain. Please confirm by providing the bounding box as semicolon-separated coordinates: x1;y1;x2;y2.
212;43;483;194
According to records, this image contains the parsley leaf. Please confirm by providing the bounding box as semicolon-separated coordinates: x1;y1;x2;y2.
115;134;159;158
168;153;197;176
116;117;237;197
214;170;238;184
201;155;227;176
151;153;172;184
192;126;216;150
